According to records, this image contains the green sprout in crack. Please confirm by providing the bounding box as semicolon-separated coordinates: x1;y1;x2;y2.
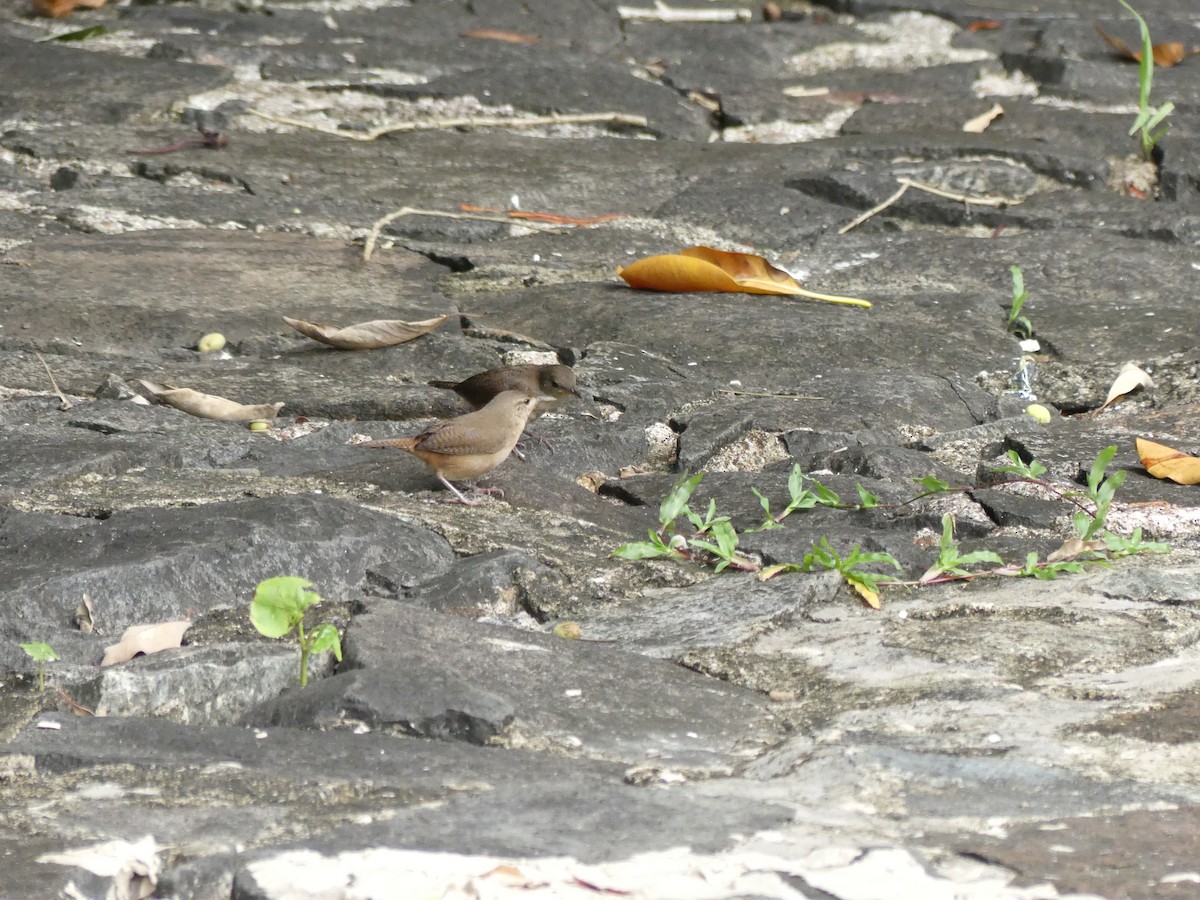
750;464;878;531
1117;0;1174;161
19;642;58;692
919;514;1005;584
613;473;755;572
1006;265;1034;340
249;577;342;687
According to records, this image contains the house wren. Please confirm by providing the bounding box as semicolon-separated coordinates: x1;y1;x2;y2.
428;363;579;416
361;390;539;505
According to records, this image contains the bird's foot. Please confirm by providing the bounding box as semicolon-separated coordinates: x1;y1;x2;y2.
440;475;502;505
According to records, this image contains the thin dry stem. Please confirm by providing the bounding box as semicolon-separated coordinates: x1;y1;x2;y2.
839;177;1025;234
36;352;72;410
248;109;648;142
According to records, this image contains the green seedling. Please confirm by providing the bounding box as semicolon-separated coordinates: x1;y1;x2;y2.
20;642;58;691
1073;445;1127;541
751;465;877;531
1104;527;1170;559
920;514;1005;583
249;577;342;687
1117;0;1174;160
613;473;703;562
1012;552;1087;580
994;448;1047;481
1006;265;1034;340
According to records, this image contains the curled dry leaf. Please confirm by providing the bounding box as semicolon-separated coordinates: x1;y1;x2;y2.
138;380;285;421
962;103;1004;134
1137;437;1200;485
1099;362;1153;413
1046;536;1103;563
1095;26;1199;67
851;580;881;609
101;620;192;666
31;0;106;17
283;315;448;349
618;246;871;307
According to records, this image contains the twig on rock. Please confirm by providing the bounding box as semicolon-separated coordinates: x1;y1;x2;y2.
838;177;1025;235
36;352;72;410
248;109;648;142
362;207;567;262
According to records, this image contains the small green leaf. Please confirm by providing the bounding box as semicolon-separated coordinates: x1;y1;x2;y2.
41;25;108;43
915;475;951;493
307;624;342;660
855;484;879;508
660;473;703;528
20;642;59;663
811;479;841;507
613;538;673;560
250;576;318;638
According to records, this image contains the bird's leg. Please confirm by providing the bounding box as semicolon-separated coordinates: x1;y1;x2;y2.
439;475;484;506
438;475;504;505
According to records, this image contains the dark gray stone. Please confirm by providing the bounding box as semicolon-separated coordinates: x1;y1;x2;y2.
0;495;453;671
339;603;780;766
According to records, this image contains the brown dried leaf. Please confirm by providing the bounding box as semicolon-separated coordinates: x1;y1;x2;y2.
283;315;448;349
1096;25;1198;67
31;0;105;17
1137;437;1200;485
137;380;285;421
462;28;540;44
101;620;191;666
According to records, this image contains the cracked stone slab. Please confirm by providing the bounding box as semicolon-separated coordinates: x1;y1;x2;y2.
301;602;785;767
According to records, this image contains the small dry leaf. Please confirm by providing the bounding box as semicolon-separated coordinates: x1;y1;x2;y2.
461;28;540;44
851;579;881;609
966;19;1002;32
1046;536;1102;563
1095;26;1198;67
283;315;448;350
1137;437;1200;485
1099;362;1154;413
101;621;192;666
31;0;106;17
74;594;95;634
962;103;1004;134
137;380;285;421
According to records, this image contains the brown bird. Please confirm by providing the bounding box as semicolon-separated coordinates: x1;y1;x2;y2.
361;390;539;505
428;363;579;415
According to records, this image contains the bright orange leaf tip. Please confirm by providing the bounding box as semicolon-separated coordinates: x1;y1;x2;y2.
1137;437;1200;485
618;246;871;308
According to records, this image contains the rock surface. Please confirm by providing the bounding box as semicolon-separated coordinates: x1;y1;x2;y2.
2;0;1200;897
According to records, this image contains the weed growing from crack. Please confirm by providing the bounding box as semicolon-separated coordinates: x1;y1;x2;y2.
1117;0;1174;161
19;641;58;692
614;446;1170;605
249;577;342;686
1006;265;1034;340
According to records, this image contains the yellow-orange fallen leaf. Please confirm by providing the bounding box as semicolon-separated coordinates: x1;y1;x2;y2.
1137;437;1200;485
1096;26;1199;67
967;19;1002;32
1098;362;1153;413
618;246;871;308
962;103;1004;134
283;315;448;350
101;620;191;666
